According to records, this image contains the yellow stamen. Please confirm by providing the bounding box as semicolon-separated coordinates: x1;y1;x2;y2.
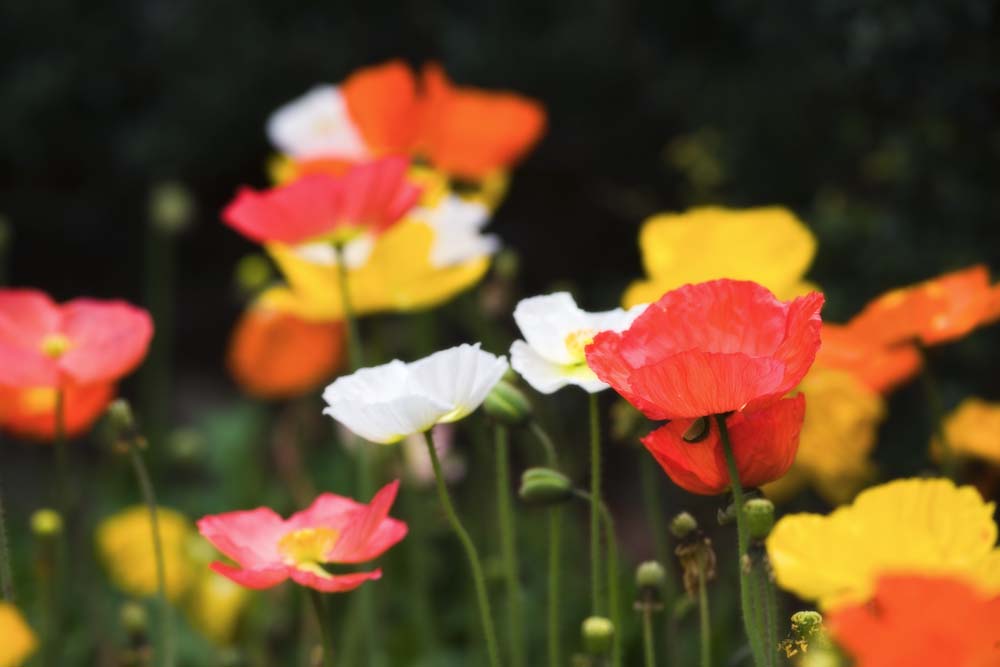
277;527;339;567
40;333;73;358
564;328;597;362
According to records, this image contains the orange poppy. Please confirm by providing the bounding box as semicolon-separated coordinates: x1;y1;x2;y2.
847;265;1000;346
227;304;345;399
0;382;115;441
816;323;921;394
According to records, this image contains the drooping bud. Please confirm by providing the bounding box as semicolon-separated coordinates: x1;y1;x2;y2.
483;380;532;425
519;468;573;506
682;416;710;443
636;560;667;590
581;616;615;655
30;508;63;537
744;498;775;540
149;182;195;235
669;511;698;540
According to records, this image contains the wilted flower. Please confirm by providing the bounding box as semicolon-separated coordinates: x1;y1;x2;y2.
622;207;817;308
227;303;345;399
509;292;646;394
934;398;1000;466
847;265;1000;346
322;343;507;444
198;481;407;592
0;603;36;667
827;575;1000;667
767;478;1000;608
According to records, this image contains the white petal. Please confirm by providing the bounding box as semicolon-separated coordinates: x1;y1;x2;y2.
582;301;650;333
408;343;508;423
412;197;498;267
293;234;374;268
512;292;593;365
510;339;609;394
266;86;370;160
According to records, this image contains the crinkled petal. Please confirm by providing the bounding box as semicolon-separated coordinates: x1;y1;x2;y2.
407;343;508;423
58;299;154;385
288;567;382;593
210;562;289;590
197;508;287;568
511;339;606;394
0;289;61;386
342;60;421;155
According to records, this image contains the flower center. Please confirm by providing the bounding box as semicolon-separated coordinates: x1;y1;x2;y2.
564;328;596;363
40;334;73;358
278;527;340;567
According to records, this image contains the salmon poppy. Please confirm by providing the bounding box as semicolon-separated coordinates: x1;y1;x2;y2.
197;481;407;592
827;575;1000;667
586;279;824;420
0;289;153;388
847;265;1000;346
643;395;805;495
222;156;421;246
227;304;345;400
816;323;921;394
0;382;114;441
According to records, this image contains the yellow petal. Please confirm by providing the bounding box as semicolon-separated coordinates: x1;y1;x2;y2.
184;571;251;645
767;478;999;609
935;398;1000;466
0;603;37;667
623;206;816;308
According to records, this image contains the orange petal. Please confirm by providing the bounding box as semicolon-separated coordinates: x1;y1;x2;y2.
0;382;115;441
342;60;421;156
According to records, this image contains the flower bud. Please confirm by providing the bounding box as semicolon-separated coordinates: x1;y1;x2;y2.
106;399;137;435
483;380;532;425
636;560;667;590
120;601;149;636
790;610;823;639
234;254;273;294
149;182;195;235
493;248;520;281
30;508;63;537
682;416;710;443
581;616;615;655
519;467;573;506
744;498;775;540
670;511;698;539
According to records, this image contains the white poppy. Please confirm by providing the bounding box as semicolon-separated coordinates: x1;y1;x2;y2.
510;292;647;394
322;344;508;443
412;196;500;267
290;233;375;268
266;85;371;161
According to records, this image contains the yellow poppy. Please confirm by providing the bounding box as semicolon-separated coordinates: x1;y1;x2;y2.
0;603;37;667
259;219;490;321
96;505;196;601
767;478;1000;609
934;398;1000;466
622;206;817;307
184;571;251;644
764;367;885;505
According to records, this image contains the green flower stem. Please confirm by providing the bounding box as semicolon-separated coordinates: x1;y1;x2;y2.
52;390;69;513
698;564;712;667
639;455;679;665
35;528;59;667
0;477;13;601
528;420;559;465
308;589;336;667
641;604;656;667
756;557;780;667
547;507;562;667
589;392;604;616
423;430;501;667
575;490;621;667
140;216;175;456
126;444;174;667
495;424;525;667
715;413;766;667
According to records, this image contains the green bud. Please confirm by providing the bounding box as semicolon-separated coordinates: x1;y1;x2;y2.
670;511;698;539
744;498;775;540
30;508;63;537
234;254;273;294
790;610;823;639
483;380;532;425
106;399;137;435
635;560;666;590
120;601;149;636
519;467;573;506
581;616;615;655
682;416;710;443
493;248;520;281
168;428;205;465
149;182;195;234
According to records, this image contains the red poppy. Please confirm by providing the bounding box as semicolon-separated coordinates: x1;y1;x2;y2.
0;289;153;389
816;323;921;394
0;382;114;441
222;156;421;246
828;575;1000;667
227;304;345;400
586;280;824;420
847;265;1000;347
643;395;805;495
341;60;546;180
197;481;408;593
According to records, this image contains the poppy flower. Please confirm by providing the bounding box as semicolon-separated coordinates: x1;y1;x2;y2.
197;480;407;593
227;303;345;400
586;279;824;420
0;381;114;441
510;292;647;394
323;344;507;444
642;395;805;495
827;575;1000;667
766;478;1000;609
622;207;817;308
0;603;36;667
815;323;921;394
847;265;1000;346
270;59;546;181
222;156;422;246
0;289;153;388
933;398;1000;467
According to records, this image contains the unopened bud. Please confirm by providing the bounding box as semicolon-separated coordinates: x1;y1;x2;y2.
149;182;195;234
168;428;205;465
682;416;710;443
670;511;698;539
120;601;149;636
519;468;573;506
581;616;614;655
483;380;532;425
235;254;273;294
636;560;666;590
30;508;63;537
744;498;775;540
106;399;136;434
